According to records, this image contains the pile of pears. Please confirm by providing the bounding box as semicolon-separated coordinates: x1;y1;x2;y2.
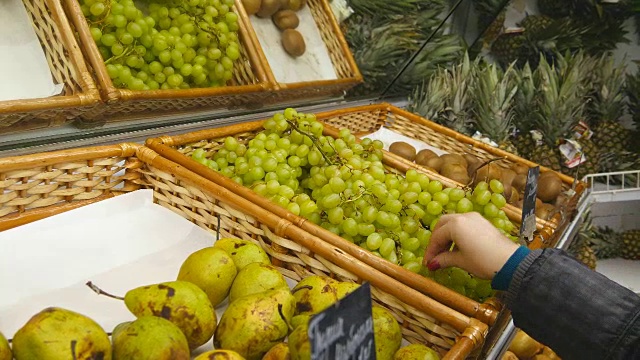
1;237;441;360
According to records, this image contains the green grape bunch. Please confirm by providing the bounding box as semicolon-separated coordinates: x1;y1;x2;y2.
190;108;518;302
79;0;241;90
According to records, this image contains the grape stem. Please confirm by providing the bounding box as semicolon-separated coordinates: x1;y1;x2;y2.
285;119;336;166
105;42;138;64
87;0;113;27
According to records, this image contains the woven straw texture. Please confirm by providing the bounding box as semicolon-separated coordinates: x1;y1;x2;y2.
237;0;362;102
0;144;488;359
0;0;100;134
63;0;271;124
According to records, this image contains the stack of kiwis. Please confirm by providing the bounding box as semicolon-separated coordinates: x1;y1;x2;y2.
242;0;307;57
389;141;567;221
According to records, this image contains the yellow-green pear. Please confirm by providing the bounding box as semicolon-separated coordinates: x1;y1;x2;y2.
194;349;246;359
291;275;339;315
394;344;441;360
12;307;111;360
177;247;238;307
214;287;295;360
229;263;288;303
262;342;290;360
214;238;270;270
0;331;11;360
373;306;402;360
290;314;311;329
124;281;216;349
287;321;310;360
334;281;360;299
112;316;190;360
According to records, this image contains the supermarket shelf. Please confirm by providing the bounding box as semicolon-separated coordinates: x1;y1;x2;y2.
584;170;640;203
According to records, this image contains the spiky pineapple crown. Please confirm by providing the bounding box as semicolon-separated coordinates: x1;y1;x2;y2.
586;55;627;126
513;63;537;133
532;52;592;147
626;71;640;130
471;62;518;143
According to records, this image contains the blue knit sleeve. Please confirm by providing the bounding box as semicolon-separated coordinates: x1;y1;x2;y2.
491;246;531;291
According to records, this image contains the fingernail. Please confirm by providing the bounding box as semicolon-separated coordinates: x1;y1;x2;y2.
427;259;441;271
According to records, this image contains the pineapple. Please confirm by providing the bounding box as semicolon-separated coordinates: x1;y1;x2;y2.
621;230;640;260
570;138;599;179
513;63;538;158
577;245;598;270
570;210;598;270
410;53;477;135
491;32;528;67
472;62;519;154
586;55;630;156
475;0;509;43
519;15;554;33
597;151;640;186
348;0;444;17
591;226;622;260
537;0;571;18
528;54;590;172
626;72;640;152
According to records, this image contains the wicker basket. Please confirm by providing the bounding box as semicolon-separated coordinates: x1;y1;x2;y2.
62;0;272;125
235;0;362;102
0;143;490;359
144;114;519;328
0;0;100;135
316;104;588;250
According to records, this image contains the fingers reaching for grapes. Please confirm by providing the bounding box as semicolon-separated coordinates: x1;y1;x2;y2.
423;213;520;280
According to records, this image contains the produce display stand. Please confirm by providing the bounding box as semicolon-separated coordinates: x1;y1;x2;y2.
0;0;101;135
235;0;362;103
0;143;493;359
63;0;272;125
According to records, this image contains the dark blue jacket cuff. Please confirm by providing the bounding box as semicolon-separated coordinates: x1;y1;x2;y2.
492;246;531;291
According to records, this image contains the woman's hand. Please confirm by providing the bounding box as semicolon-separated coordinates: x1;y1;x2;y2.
422;212;520;280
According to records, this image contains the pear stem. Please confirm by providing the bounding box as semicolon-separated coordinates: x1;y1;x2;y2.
86;281;125;300
71;340;77;360
291;285;313;294
278;303;294;332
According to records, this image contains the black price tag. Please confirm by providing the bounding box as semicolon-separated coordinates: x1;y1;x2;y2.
519;166;540;245
308;282;376;360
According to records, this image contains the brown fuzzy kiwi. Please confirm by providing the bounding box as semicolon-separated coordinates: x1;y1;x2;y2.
425;156;444;172
512;174;527;193
512;163;530;175
447;171;470;185
272;10;299;30
463;154;480;168
441;154;467;167
257;0;282;17
536;203;556;220
389;142;417;161
415;149;437;165
441;163;467;178
284;0;307;10
282;29;306;57
537;173;562;202
242;0;262;15
508;188;520;205
474;163;503;185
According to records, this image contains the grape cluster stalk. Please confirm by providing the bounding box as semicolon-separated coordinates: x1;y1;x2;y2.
80;0;241;90
191;108;518;302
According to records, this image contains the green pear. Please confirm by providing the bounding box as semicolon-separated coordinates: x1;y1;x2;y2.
112;316;189;360
213;238;270;270
334;281;360;299
177;247;238;307
290;314;311;329
291;275;339;315
193;349;246;359
0;331;11;360
12;307;111;360
262;342;290;360
287;322;310;360
214;287;295;360
229;263;288;303
373;306;402;360
124;281;216;349
394;344;441;360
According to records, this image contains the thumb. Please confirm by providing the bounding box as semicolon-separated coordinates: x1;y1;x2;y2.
427;250;465;272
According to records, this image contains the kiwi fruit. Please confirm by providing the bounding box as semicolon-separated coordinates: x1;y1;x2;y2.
242;0;262;15
282;29;306;57
440;154;467;167
425;156;444;172
463;154;480;174
273;10;299;29
474;164;503;185
512;163;530;175
415;149;437;165
389;142;417;161
257;0;281;18
512;174;527;193
447;171;470;185
536;203;556;221
441;163;466;178
507;187;520;204
538;173;562;202
284;0;307;10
